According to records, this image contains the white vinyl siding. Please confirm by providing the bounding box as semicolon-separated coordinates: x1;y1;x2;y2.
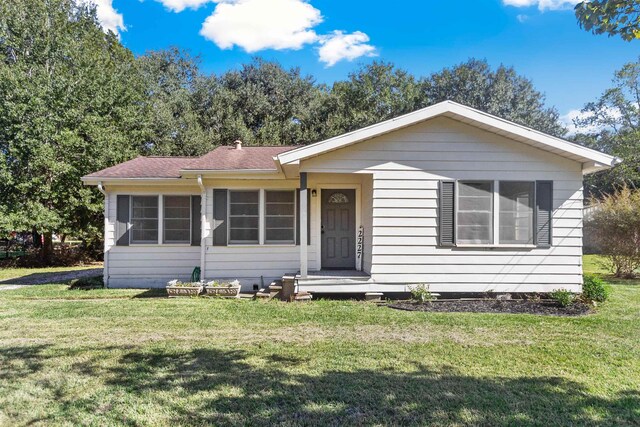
301;116;584;292
103;188;201;288
205;184;319;288
102;117;586;293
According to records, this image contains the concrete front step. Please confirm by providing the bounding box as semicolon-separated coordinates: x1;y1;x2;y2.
255;289;271;299
294;291;313;302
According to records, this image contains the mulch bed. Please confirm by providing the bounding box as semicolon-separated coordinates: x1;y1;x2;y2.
388;299;592;316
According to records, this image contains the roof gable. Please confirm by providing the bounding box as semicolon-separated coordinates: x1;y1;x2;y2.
276;101;619;172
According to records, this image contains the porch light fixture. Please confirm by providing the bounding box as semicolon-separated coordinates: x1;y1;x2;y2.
311;189;317;197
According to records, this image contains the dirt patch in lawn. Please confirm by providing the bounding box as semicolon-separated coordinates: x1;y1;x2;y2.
388;299;592;316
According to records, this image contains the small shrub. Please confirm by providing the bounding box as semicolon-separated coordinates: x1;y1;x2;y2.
581;274;610;304
585;186;640;278
410;284;434;303
549;289;575;307
170;281;202;288
206;280;240;288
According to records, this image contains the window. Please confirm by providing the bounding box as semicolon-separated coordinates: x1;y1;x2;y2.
441;180;551;247
131;196;159;244
265;190;295;244
457;181;493;244
229;190;260;244
499;182;534;244
163;196;191;244
328;192;349;204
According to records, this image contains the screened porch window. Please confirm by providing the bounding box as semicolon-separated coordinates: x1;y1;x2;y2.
163;196;191;244
457;181;493;244
265;190;295;244
229;190;260;244
131;196;159;244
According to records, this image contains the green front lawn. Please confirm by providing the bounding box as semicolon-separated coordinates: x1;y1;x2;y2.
0;265;99;281
0;257;638;425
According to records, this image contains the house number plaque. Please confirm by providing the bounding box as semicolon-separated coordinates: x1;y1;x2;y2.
356;225;363;270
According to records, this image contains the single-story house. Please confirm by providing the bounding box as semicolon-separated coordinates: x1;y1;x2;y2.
82;101;619;294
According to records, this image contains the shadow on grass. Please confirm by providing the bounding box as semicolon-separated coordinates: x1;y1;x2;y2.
76;347;640;425
0;345;51;381
0;268;103;286
131;289;167;299
3;344;639;425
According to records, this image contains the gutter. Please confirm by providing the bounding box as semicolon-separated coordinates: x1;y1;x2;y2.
197;175;206;281
97;182;109;288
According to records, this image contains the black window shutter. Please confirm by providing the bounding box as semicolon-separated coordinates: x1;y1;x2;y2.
116;195;130;246
535;181;553;247
191;195;201;246
439;181;456;247
296;189;311;246
212;190;228;246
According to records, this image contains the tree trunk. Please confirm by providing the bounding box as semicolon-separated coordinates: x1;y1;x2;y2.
41;231;54;264
32;229;42;248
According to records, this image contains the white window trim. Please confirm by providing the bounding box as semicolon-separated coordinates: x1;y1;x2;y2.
314;183;362;272
129;195;160;245
264;189;297;245
227;189;297;247
455;180;538;249
227;189;261;246
162;195;192;245
126;194;195;246
455;180;494;246
497;181;535;246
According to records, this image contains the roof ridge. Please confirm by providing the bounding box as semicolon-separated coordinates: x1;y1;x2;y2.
215;145;299;148
143;155;199;159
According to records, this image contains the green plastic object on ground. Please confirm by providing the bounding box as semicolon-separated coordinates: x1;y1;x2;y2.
191;266;201;283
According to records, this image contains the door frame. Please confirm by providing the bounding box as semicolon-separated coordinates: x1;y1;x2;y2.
314;184;361;271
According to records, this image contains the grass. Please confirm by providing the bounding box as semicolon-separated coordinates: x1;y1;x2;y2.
0;257;638;425
584;254;640;286
0;265;99;282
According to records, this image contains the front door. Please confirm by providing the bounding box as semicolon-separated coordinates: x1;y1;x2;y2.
321;189;356;269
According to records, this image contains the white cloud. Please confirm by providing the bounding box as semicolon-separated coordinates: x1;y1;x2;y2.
200;0;322;52
516;14;529;23
155;0;214;13
156;0;376;66
81;0;125;35
560;107;622;135
503;0;580;11
318;31;376;67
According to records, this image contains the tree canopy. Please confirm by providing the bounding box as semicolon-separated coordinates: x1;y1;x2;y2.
572;57;640;197
575;0;640;41
0;0;570;259
0;0;147;255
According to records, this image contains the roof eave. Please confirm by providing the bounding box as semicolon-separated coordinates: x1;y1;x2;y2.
81;176;191;186
582;158;623;175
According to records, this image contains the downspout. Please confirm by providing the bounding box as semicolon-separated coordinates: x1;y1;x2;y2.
197;175;206;281
97;182;109;288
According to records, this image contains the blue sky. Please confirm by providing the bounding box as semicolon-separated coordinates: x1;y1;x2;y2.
91;0;639;128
